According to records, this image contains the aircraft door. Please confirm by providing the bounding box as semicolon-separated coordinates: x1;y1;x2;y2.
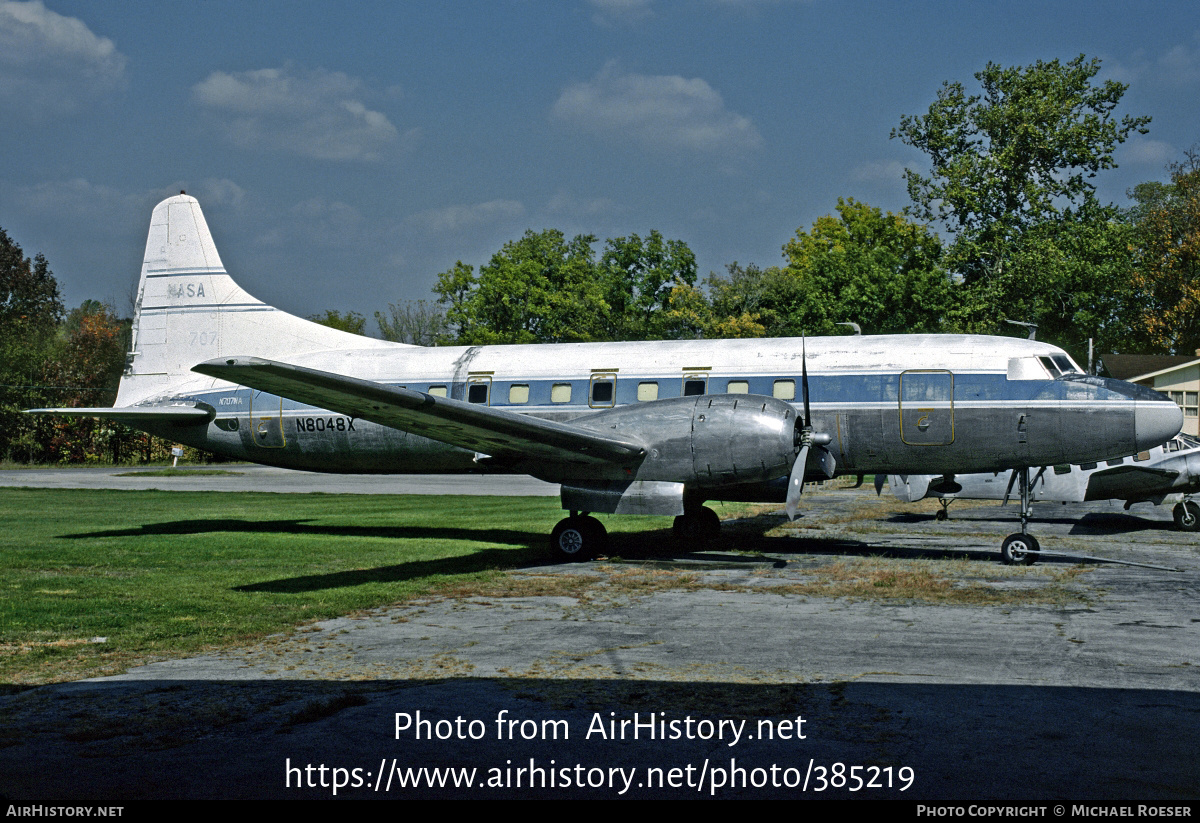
899;370;954;446
249;391;286;448
467;375;492;405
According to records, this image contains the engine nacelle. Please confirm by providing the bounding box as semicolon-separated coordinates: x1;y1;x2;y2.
574;393;800;488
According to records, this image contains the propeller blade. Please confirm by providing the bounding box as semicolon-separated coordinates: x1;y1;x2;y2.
801;336;811;428
785;444;809;521
874;474;885;495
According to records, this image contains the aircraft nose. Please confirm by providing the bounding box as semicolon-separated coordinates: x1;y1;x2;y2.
1135;400;1183;451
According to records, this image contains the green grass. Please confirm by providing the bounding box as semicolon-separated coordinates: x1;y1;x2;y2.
0;488;670;685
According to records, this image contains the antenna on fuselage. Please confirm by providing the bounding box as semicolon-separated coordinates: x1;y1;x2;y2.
1004;319;1038;340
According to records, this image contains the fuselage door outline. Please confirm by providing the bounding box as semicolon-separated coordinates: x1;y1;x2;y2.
899;369;955;446
249;390;286;449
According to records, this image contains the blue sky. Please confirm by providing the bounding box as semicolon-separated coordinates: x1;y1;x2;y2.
2;0;1198;328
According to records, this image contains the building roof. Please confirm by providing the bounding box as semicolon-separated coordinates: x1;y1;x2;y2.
1101;354;1198;381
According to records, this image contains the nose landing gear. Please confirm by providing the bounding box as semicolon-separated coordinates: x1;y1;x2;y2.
1001;466;1041;565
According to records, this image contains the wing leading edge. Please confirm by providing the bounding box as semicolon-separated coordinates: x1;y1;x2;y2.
192;356;647;468
27;405;213;424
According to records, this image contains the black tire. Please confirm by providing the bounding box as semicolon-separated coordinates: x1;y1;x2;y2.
1001;533;1040;566
935;509;948;521
672;506;721;542
1174;501;1200;532
549;516;606;561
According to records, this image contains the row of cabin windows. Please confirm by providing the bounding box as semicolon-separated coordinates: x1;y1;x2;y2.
451;377;800;406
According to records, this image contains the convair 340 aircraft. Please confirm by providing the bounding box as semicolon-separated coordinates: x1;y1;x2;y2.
33;194;1184;564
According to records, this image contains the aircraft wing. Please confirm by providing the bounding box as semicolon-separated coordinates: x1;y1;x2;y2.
1085;465;1180;499
193;356;647;467
27;405;213;424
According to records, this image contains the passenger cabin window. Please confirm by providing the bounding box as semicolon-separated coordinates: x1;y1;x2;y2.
683;379;706;396
1134;451;1151;462
637;382;659;402
467;383;489;404
773;379;796;401
551;383;572;404
1106;457;1125;466
428;385;448;398
508;384;529;404
727;380;749;394
590;377;615;407
1053;465;1071;475
1080;462;1098;471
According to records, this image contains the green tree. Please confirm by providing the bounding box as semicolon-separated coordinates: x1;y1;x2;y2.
434;229;607;344
307;309;368;335
782;198;951;335
0;227;64;460
599;230;697;339
375;299;449;346
701;200;951;338
1130;147;1200;354
893;55;1150;287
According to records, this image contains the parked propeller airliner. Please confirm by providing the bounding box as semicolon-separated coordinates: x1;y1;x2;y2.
32;195;1184;562
889;433;1200;533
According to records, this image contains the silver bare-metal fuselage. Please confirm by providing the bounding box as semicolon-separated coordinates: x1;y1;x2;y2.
135;335;1180;505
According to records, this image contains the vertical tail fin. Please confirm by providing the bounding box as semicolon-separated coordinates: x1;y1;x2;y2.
117;194;394;406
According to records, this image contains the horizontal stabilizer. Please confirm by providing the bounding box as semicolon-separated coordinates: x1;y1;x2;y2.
193;356;647;467
27;405;214;424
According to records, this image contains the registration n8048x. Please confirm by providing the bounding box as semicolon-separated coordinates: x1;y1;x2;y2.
295;416;356;433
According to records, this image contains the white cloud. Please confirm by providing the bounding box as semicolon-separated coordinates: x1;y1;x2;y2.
850;160;906;183
1119;137;1177;167
193;65;411;161
1157;34;1200;85
0;0;126;119
552;61;762;156
1106;31;1200;87
405;200;525;234
13;177;142;218
546;191;617;218
587;0;654;27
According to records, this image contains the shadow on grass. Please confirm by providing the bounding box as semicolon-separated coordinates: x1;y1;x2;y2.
235;546;549;593
62;519;544;546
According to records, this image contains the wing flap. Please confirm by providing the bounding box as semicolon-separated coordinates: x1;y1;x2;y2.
192;356;646;466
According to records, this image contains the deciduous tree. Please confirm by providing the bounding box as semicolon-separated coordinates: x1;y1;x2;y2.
893;55;1150;286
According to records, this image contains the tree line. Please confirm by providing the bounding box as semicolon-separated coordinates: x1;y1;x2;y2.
3;55;1198;463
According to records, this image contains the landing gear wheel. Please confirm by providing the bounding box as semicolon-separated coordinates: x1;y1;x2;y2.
935;509;948;521
1173;501;1200;532
672;506;721;542
550;515;607;562
1001;533;1040;566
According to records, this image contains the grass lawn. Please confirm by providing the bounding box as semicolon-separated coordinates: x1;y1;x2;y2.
0;488;673;685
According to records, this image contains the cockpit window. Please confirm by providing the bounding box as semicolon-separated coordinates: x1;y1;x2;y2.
1051;355;1078;374
1038;356;1062;377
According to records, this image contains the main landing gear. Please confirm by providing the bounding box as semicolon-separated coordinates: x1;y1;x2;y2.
1001;466;1040;566
672;504;721;543
550;512;608;561
1172;500;1200;532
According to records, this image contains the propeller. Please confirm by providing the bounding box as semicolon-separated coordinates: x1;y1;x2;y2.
785;338;814;521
